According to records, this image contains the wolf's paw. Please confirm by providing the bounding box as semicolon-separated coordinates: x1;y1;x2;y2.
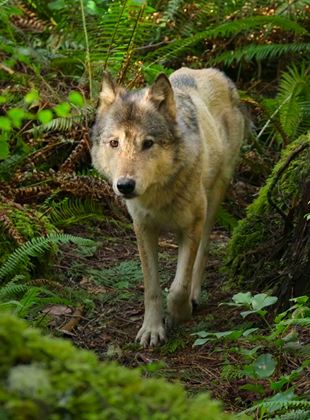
167;289;192;324
136;322;166;347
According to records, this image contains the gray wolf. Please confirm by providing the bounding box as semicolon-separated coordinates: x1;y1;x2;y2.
91;67;245;347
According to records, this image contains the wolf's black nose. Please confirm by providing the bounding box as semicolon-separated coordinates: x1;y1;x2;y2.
117;177;136;195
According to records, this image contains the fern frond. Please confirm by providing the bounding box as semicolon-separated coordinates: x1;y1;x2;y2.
29;105;95;135
0;282;28;300
209;43;310;66
277;64;310;140
241;399;310;416
0;233;95;281
272;409;310;420
145;15;308;65
45;197;105;227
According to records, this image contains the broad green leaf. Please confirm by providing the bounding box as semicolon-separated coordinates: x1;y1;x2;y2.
193;338;209;346
0;95;7;104
290;296;308;305
68;91;84;107
239;345;262;357
242;328;259;337
214;330;243;340
240;310;257;318
193;331;210;338
232;292;252;305
37;110;53;124
252;353;277;378
239;383;265;394
0;116;12;131
251;293;278;311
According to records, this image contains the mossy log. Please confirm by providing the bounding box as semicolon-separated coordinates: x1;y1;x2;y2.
0;314;241;420
226;132;310;302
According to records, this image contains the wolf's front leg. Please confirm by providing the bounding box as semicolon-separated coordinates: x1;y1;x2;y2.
167;218;204;324
134;223;166;347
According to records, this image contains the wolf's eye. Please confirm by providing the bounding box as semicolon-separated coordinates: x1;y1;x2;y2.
142;138;154;150
109;139;119;148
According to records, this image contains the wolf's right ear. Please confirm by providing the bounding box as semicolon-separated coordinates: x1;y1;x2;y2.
147;73;176;120
98;71;117;113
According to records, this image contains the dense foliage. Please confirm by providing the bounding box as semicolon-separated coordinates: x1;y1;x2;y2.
0;0;309;417
226;132;310;299
0;313;239;420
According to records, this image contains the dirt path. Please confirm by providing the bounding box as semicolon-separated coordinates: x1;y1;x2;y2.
52;222;252;412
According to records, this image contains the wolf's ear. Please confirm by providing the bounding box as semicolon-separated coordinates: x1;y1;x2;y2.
98;71;117;113
148;73;176;119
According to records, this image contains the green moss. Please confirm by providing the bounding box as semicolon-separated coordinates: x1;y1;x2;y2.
0;314;242;420
226;132;310;288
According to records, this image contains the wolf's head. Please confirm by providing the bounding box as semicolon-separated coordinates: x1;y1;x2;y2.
91;73;180;200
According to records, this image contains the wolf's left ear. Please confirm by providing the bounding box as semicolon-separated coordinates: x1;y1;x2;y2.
148;73;176;119
98;71;117;113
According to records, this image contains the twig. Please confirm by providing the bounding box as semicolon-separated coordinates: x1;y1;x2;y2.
80;0;92;99
58;305;84;335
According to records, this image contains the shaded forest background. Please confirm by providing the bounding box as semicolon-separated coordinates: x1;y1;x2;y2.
0;0;309;419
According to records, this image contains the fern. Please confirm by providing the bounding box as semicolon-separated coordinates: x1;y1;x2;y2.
209;43;310;66
272;410;310;420
29;104;95;135
277;64;310;140
0;277;28;300
162;0;186;23
145;15;307;65
0;233;95;281
44;197;106;227
240;399;310;417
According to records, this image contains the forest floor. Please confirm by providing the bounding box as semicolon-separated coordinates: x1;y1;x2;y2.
54;223;251;412
47;176;309;415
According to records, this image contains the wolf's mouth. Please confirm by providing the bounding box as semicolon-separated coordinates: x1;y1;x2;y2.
122;192;138;200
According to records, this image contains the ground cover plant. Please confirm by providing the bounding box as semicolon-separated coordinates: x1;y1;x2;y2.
0;0;309;417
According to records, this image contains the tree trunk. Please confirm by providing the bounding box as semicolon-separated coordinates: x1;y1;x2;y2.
225;132;310;303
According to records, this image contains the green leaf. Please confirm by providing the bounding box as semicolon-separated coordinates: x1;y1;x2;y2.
54;102;71;117
252;353;277;378
24;89;39;104
240;310;257;318
232;292;252;305
0;95;7;104
239;383;265;394
239;345;262;358
37;110;53;125
68;91;84;107
193;338;209;346
242;328;259;337
194;331;210;338
48;0;66;10
251;294;278;311
7;108;27;128
214;330;243;340
0;116;12;131
0;140;10;159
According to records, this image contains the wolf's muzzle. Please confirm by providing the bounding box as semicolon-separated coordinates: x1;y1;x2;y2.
117;177;136;197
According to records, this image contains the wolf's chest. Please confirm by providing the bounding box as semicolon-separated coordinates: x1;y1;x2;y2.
126;197;195;232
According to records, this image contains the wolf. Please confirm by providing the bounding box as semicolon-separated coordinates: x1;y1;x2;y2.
91;67;245;347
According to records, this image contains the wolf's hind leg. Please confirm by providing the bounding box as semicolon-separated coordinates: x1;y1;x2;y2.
191;179;228;304
134;223;166;347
